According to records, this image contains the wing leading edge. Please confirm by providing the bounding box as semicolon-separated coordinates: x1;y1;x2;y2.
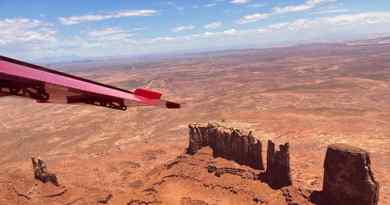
0;55;180;110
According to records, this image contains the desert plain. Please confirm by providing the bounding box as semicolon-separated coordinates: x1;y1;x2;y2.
0;37;390;204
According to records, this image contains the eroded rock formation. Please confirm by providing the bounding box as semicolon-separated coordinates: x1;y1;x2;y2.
266;140;292;189
127;147;312;205
188;123;264;170
181;197;209;205
187;123;381;204
207;164;259;180
322;143;379;205
31;157;59;186
188;124;209;155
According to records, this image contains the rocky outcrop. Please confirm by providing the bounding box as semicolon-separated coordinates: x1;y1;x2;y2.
128;147;312;205
188;123;381;204
322;143;379;205
187;124;209;155
180;197;209;205
188;123;264;170
266;140;292;189
31;157;59;186
97;194;113;204
207;164;259;180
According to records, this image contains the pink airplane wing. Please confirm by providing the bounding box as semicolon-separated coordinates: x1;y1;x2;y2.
0;55;180;110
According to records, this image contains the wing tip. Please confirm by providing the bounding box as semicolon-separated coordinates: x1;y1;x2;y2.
134;88;162;99
166;101;181;109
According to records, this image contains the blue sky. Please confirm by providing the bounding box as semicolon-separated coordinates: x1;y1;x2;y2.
1;0;390;60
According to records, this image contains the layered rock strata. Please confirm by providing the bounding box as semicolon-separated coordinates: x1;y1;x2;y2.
188;123;264;170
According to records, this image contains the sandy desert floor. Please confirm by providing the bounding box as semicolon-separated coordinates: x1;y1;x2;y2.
0;39;390;204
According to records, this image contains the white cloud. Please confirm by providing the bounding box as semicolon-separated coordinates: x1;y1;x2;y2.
223;28;238;35
238;0;337;24
204;22;222;29
273;0;336;14
147;36;178;44
311;8;349;15
183;12;390;43
49;12;390;58
322;12;390;25
248;3;266;8
204;3;217;7
88;27;126;37
87;27;135;42
149;28;243;45
172;25;195;32
238;13;270;24
0;18;56;45
4;11;390;61
59;10;157;25
257;12;390;33
230;0;251;5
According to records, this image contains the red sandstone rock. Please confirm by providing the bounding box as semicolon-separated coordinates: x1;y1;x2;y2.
187;124;208;154
31;157;59;187
266;140;292;189
187;123;264;170
322;143;379;205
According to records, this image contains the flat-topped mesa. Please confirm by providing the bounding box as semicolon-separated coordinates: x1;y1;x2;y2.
266;140;292;189
322;143;379;205
187;123;264;170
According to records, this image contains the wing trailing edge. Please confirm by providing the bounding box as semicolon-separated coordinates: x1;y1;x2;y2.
0;55;180;110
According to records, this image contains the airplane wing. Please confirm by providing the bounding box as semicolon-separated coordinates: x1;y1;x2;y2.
0;55;180;111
